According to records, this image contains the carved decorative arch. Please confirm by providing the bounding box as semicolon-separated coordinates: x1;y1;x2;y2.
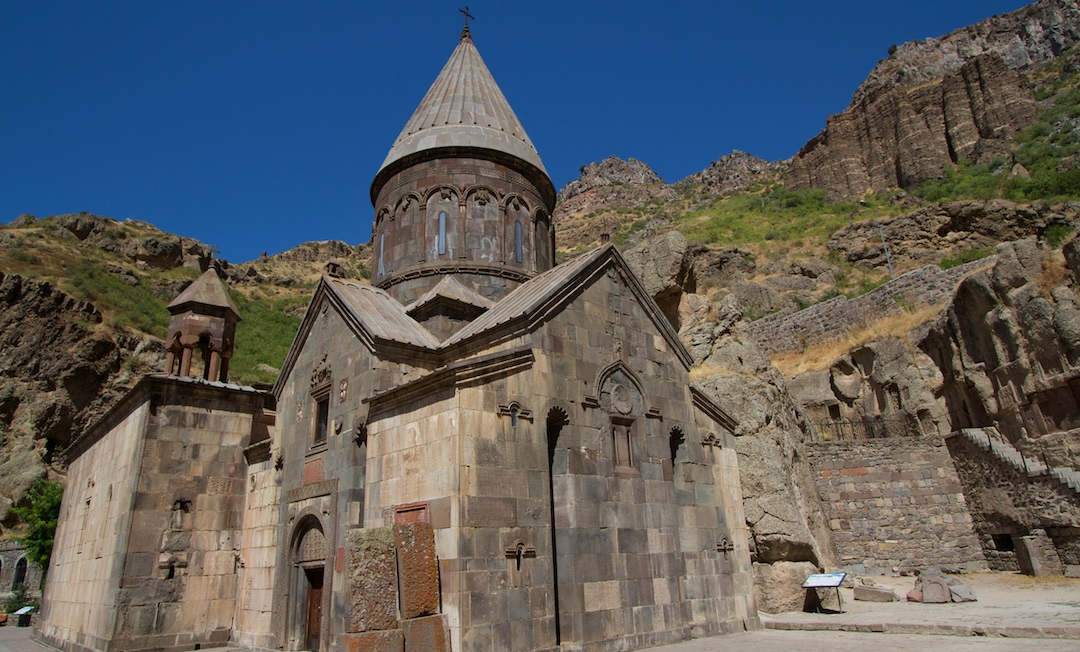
423;184;460;204
290;512;327;562
375;206;391;227
502;193;530;213
595;361;646;402
464;185;497;205
395;192;423;214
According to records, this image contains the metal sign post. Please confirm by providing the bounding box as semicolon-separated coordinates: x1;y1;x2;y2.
802;572;847;613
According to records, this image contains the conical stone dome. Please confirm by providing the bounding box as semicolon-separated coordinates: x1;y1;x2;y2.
369;31;557;306
375;32;548;183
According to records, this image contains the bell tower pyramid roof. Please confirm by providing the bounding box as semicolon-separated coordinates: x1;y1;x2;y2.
372;30;549;198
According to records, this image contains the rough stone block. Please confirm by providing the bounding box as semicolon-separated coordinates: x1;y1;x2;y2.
342;630;404;652
346;527;399;632
402;614;450;652
853;585;899;602
949;583;976;602
395;522;440;619
920;576;951;603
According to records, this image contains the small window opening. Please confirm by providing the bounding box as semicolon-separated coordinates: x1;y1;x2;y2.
514;221;523;263
378;233;385;276
828;404;842;421
612;418;633;468
314;395;330;445
438;211;447;255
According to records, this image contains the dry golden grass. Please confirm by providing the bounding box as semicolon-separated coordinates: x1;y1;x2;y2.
1038;249;1071;299
770;303;947;377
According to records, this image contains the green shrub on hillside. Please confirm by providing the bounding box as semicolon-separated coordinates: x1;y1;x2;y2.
940;247;993;270
677;185;880;247
915;64;1080;203
65;261;169;336
228;291;306;385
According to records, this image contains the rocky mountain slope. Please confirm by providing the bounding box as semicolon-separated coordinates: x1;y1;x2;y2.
852;0;1080;106
784;0;1080;201
785;54;1038;200
0;213;370;533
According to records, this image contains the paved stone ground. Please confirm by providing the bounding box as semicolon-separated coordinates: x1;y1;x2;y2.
761;571;1080;638
3;572;1080;652
3;626;1079;652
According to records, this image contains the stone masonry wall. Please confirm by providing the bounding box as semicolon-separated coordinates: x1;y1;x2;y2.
806;436;987;571
947;433;1080;570
749;259;990;356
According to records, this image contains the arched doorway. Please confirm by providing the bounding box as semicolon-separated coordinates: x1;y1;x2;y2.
546;406;569;645
13;557;28;590
290;519;327;651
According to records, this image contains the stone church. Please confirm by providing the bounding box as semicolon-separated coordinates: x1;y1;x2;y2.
37;25;757;652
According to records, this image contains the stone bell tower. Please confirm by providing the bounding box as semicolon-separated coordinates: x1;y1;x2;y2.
369;25;557;304
164;268;240;382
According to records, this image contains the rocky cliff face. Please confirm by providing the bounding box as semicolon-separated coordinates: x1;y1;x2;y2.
852;0;1080;106
785;54;1037;200
921;237;1080;467
554;157;675;247
558;156;665;203
0;272;162;526
828;199;1074;268
677;151;786;196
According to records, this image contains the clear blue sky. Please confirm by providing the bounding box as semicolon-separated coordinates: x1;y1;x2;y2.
1;1;1030;262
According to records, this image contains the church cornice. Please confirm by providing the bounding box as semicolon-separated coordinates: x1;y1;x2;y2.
364;345;534;417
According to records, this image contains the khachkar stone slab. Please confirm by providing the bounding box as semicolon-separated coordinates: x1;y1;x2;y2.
394;522;439;619
346;527;399;632
402;614;449;652
342;630;404;652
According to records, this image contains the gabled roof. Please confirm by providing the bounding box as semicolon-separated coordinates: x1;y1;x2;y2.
167;268;240;318
326;277;442;349
404;276;494;315
440;244;694;367
376;33;548;179
273;244;695;397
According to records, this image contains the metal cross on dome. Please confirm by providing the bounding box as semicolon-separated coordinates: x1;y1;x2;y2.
459;6;475;37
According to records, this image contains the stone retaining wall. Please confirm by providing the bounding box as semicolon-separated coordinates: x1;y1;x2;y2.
947;433;1080;569
749;259;991;355
806;436;987;572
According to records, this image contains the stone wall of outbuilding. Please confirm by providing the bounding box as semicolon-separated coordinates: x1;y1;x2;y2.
0;544;43;596
806;435;987;572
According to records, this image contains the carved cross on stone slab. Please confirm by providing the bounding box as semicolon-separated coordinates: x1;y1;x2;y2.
717;537;734;558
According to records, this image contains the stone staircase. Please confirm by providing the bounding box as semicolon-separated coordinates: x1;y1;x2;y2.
957;427;1080;495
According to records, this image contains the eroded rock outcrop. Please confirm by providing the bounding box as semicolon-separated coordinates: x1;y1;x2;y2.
921;238;1080;466
677;151;786;196
828;200;1075;268
623;231;696;331
0;272;162;524
44;213;215;271
680;303;838;612
853;0;1080;106
786;54;1037;200
554;158;675;241
558;156;664;203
